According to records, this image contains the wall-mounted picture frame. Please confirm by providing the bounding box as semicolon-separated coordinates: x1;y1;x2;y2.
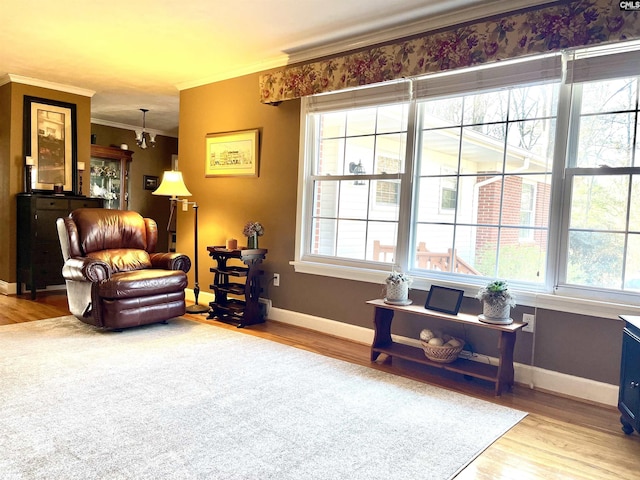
425;285;464;315
23;96;77;194
205;129;259;177
143;175;159;191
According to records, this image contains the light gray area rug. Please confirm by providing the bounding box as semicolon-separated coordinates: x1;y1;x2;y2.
0;316;526;480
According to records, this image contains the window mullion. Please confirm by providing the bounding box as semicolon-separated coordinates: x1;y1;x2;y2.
493;90;513;277
548;79;575;291
625;88;640;285
450;97;465;272
397;99;418;272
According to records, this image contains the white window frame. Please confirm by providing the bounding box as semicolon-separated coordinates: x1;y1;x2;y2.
291;44;640;316
295;81;414;272
554;45;640;304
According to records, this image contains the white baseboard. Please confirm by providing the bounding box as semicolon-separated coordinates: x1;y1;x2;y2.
514;363;618;406
2;282;66;297
267;306;619;407
269;306;375;344
0;281;15;296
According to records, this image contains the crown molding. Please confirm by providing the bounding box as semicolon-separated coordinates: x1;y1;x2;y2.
283;0;553;65
1;74;95;97
176;54;290;91
90;117;177;138
177;0;553;90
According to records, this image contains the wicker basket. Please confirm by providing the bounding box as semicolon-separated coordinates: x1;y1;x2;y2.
420;335;464;364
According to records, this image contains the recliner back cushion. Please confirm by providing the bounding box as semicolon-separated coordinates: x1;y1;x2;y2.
71;209;148;254
87;249;152;273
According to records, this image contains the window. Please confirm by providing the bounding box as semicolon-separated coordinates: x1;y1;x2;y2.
296;43;640;304
304;86;410;263
557;45;640;300
414;83;557;284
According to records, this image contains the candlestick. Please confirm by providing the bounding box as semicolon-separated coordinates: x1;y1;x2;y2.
24;165;32;193
78;165;84;196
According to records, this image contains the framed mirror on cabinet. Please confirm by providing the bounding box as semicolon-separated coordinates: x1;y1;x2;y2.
90;145;133;209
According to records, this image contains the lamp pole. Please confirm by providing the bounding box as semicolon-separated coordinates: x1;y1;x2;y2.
152;170;206;314
186;201;209;314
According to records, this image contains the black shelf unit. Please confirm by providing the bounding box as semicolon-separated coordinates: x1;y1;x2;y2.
207;246;267;328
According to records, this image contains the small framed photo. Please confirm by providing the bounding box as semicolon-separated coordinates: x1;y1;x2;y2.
205;129;259;177
143;175;159;191
425;285;464;315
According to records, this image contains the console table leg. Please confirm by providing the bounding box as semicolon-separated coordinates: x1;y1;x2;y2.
496;331;517;395
371;307;394;361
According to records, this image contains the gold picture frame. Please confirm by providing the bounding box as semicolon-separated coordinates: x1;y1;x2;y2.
23;96;77;193
205;129;259;177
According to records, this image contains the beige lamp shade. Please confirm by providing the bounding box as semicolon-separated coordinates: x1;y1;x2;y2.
153;171;192;197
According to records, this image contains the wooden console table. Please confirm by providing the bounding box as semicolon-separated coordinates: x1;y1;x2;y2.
368;299;527;396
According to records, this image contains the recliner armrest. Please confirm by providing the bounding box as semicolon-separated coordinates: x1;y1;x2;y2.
149;253;191;273
62;257;112;282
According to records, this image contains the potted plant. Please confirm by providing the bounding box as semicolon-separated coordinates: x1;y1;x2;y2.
384;271;413;305
475;280;516;324
243;221;264;249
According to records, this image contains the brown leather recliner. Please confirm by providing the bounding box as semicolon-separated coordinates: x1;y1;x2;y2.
56;208;191;330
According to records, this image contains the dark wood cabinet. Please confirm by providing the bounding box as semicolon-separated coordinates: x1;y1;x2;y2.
207;246;267;328
619;315;640;435
17;193;103;299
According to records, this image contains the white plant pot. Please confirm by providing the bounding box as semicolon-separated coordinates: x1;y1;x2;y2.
480;302;513;325
386;281;409;303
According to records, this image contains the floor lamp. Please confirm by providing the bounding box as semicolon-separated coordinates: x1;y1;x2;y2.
153;171;209;314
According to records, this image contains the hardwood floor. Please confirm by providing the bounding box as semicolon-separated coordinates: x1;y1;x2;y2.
2;292;639;479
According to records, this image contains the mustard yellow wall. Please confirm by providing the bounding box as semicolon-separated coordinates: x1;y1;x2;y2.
0;82;91;286
179;72;381;322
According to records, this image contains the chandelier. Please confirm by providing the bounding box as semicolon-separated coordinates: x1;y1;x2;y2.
135;108;156;149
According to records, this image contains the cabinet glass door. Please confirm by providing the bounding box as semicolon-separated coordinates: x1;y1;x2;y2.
90;158;122;209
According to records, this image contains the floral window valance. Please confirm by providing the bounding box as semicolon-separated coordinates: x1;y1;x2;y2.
259;0;640;104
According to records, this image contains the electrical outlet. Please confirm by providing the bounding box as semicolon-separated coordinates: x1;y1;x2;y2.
273;273;280;287
522;313;535;333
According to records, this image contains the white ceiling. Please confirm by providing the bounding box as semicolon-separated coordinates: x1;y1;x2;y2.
1;0;545;137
